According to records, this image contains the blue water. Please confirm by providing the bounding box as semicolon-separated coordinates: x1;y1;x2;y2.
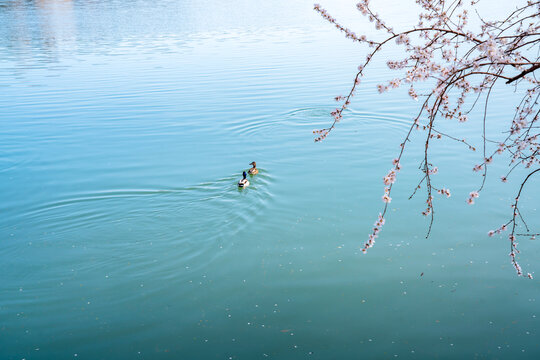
1;0;539;359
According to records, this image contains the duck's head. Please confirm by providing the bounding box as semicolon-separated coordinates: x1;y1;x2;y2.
242;171;247;179
250;161;256;167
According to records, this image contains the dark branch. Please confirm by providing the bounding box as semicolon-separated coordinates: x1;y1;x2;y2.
506;63;540;84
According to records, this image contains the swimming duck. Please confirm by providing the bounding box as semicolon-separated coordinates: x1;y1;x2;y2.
248;161;259;175
238;171;250;188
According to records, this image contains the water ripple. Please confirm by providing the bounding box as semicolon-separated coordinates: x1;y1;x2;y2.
9;171;275;272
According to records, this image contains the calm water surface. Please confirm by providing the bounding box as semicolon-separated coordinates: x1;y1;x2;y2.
1;0;539;359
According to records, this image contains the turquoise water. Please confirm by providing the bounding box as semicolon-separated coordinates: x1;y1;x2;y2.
1;0;539;359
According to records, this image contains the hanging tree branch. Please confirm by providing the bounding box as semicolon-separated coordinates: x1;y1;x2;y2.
313;0;540;277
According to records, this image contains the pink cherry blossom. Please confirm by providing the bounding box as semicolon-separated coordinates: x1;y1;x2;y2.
314;0;539;278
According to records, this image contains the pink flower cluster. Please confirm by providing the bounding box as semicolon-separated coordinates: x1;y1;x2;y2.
387;60;408;70
508;234;525;276
487;223;507;237
383;169;397;186
363;158;404;253
362;213;385;254
466;191;479;205
313;129;329;142
356;0;394;34
408;87;418;101
422;195;433;216
437;188;451;197
314;4;371;44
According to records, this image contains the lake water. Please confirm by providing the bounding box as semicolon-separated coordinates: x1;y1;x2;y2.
1;0;539;359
